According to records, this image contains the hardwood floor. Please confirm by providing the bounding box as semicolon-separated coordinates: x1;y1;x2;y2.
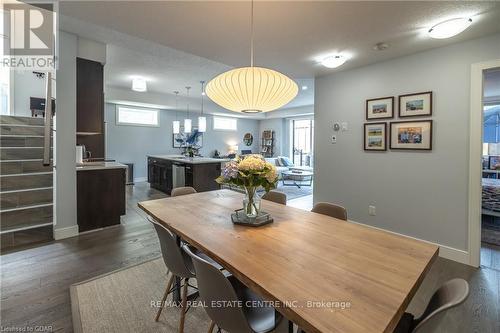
0;182;166;332
1;183;499;332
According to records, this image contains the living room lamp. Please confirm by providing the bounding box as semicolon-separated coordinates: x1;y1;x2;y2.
205;0;298;113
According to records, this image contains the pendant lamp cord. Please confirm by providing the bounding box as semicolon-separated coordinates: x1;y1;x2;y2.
186;86;190;119
174;91;179;120
250;0;254;67
200;81;205;116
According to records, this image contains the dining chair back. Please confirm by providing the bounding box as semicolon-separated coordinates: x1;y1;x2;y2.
311;202;347;221
411;278;469;332
171;186;197;197
262;190;287;205
182;244;253;333
149;217;194;279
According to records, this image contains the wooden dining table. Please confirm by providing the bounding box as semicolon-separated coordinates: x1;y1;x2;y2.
138;189;438;333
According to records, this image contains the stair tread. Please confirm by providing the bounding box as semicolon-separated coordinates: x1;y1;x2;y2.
1;202;53;213
0;221;53;234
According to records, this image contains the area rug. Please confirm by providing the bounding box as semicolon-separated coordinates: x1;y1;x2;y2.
70;258;212;333
481;215;500;247
71;259;290;333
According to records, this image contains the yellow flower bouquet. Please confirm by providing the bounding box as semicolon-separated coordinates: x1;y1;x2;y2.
216;154;278;217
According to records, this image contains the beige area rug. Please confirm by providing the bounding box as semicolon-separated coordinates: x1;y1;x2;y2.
70;259;214;333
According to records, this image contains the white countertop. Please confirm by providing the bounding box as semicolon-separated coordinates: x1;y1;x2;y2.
148;155;230;164
76;162;128;171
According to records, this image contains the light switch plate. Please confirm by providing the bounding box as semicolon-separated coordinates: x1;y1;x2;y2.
341;122;348;131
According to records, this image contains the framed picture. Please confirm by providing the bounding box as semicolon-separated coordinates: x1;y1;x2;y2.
390;120;432;150
173;127;203;148
364;122;387;151
366;96;394;120
398;91;432;117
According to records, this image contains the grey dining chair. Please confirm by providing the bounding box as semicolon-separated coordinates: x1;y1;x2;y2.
311;202;347;221
394;278;470;333
149;217;222;332
182;243;282;333
262;190;287;205
171;186;197;197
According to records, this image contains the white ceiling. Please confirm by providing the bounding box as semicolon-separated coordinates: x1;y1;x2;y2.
60;1;500;78
59;1;500;113
104;44;314;109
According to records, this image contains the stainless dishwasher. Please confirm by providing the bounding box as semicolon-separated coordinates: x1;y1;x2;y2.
172;163;185;189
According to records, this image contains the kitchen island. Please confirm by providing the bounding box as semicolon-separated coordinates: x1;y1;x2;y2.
77;162;127;232
147;155;229;195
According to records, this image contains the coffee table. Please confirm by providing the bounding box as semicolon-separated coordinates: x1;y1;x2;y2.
282;170;313;188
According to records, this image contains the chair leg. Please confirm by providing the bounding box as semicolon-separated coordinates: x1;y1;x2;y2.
207;320;215;333
155;273;175;322
178;278;189;333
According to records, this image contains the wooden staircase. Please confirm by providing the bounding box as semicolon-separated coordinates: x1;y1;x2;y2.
1;115;54;249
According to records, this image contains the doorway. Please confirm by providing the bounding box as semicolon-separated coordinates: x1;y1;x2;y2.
469;60;500;268
480;68;500;269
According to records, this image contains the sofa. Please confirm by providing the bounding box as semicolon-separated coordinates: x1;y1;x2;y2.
265;156;313;179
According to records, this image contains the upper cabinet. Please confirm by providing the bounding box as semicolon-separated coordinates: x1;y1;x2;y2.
76;57;105;159
76;58;104;134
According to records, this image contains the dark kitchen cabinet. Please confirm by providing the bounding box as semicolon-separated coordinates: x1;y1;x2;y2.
148;157;220;195
76;57;105;159
77;168;126;232
148;157;173;193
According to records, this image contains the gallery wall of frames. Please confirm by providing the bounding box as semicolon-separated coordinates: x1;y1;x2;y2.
364;91;433;151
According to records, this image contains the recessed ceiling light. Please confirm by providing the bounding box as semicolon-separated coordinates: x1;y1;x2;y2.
428;17;472;39
301;85;308;90
321;55;346;69
373;42;389;51
132;78;147;92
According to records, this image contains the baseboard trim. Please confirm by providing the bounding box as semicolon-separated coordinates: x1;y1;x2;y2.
349;220;470;265
53;225;79;240
133;177;147;183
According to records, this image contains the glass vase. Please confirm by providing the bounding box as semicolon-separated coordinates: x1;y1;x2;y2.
243;186;261;218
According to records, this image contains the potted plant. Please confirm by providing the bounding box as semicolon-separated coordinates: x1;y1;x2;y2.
216;155;278;217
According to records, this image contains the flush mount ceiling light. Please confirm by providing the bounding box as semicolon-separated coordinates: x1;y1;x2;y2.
132;77;147;92
321;55;346;69
428;17;472;39
205;0;298;113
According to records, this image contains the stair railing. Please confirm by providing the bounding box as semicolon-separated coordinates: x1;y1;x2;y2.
43;72;53;166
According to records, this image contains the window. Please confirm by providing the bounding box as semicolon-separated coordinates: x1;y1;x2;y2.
116;106;159;127
213;116;237;131
290;118;314;167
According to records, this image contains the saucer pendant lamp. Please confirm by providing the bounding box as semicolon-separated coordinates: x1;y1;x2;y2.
198;81;207;132
184;86;192;133
172;91;180;134
205;0;298;113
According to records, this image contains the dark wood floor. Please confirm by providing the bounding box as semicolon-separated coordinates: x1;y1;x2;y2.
1;183;499;332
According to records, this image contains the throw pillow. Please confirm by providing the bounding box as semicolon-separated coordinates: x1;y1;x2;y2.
279;156;294;167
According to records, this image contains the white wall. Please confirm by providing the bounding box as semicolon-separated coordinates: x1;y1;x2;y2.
12;71;50;117
54;31;78;239
314;33;500;254
259;118;286;157
105;103;260;181
77;37;106;64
